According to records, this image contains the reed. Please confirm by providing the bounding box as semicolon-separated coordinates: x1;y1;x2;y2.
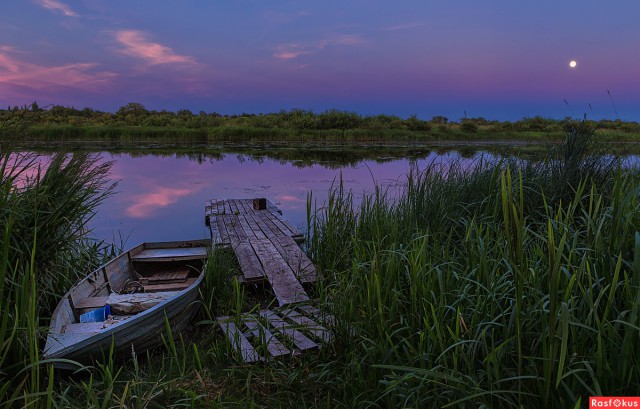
3;119;640;408
0;149;115;407
304;126;639;407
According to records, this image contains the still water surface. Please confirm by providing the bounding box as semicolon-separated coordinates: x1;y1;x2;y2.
88;150;492;247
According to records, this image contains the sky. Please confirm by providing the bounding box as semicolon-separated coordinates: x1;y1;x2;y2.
1;0;639;121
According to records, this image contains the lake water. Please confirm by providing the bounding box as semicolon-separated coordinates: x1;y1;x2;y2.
84;148;494;247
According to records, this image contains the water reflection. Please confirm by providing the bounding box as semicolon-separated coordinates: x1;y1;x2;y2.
90;150;497;246
11;145;638;247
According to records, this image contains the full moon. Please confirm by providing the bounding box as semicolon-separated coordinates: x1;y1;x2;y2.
569;60;577;68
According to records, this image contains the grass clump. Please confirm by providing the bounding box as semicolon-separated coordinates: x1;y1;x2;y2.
0;148;115;407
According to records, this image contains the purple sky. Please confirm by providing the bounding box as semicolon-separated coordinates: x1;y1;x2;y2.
1;1;639;120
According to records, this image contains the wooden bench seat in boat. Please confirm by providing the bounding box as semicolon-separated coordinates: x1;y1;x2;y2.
131;247;208;262
138;268;190;286
75;275;197;314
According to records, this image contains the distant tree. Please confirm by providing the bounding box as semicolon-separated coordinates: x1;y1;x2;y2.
317;109;361;130
117;102;147;117
407;114;431;132
177;109;193;119
117;102;148;125
460;122;478;133
431;116;448;124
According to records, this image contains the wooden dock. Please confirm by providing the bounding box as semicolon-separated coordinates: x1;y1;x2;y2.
206;198;331;362
206;198;316;306
217;303;334;362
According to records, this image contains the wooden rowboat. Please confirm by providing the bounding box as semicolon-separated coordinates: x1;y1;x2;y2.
43;240;210;369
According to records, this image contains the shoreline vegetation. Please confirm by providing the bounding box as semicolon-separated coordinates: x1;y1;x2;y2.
2;103;640;147
2;115;640;407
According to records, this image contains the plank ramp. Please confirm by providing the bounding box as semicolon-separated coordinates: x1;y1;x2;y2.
205;198;316;306
217;304;333;363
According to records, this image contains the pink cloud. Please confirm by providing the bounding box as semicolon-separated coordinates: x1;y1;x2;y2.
126;187;194;218
35;0;77;17
273;44;310;60
0;46;115;92
115;30;195;65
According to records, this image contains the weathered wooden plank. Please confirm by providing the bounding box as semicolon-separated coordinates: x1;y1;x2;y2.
297;304;335;326
131;247;207;261
260;209;294;237
146;268;189;284
229;199;241;215
216;200;227;215
218;316;261;362
243;316;290;357
214;216;231;246
235;242;265;281
143;277;197;292
221;214;246;242
265;199;283;215
257;211;313;274
249;210;317;283
237;199;252;214
265;205;304;239
247;210;314;282
207;198;227;216
217;199;226;215
209;214;222;245
236;215;308;305
261;310;317;351
74;296;109;310
222;214;265;281
281;308;332;343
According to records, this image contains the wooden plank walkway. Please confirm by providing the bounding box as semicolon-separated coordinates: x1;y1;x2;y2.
205;198;316;306
217;304;334;363
207;198;333;362
206;199;334;362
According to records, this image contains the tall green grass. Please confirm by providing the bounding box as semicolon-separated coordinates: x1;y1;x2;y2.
3;118;640;408
306;123;640;407
0;150;115;407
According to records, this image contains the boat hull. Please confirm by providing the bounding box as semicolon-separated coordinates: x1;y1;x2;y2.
43;240;209;369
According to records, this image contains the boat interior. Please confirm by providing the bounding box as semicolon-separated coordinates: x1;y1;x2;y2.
48;242;209;340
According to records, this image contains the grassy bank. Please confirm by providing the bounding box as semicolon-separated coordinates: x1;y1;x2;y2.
24;124;564;143
3;105;640;145
2;121;640;407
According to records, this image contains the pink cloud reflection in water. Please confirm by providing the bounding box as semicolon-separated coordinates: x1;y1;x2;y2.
89;151;493;246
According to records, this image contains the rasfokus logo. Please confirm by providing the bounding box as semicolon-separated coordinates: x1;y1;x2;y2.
590;397;640;408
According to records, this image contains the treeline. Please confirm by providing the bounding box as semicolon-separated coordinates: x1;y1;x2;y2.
2;102;640;136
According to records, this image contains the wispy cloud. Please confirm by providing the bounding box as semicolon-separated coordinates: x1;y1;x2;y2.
35;0;77;17
272;34;365;60
0;46;115;92
383;22;423;31
273;44;310;60
115;30;195;65
318;34;365;48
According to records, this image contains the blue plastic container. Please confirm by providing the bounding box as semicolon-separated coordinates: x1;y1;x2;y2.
79;305;111;323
